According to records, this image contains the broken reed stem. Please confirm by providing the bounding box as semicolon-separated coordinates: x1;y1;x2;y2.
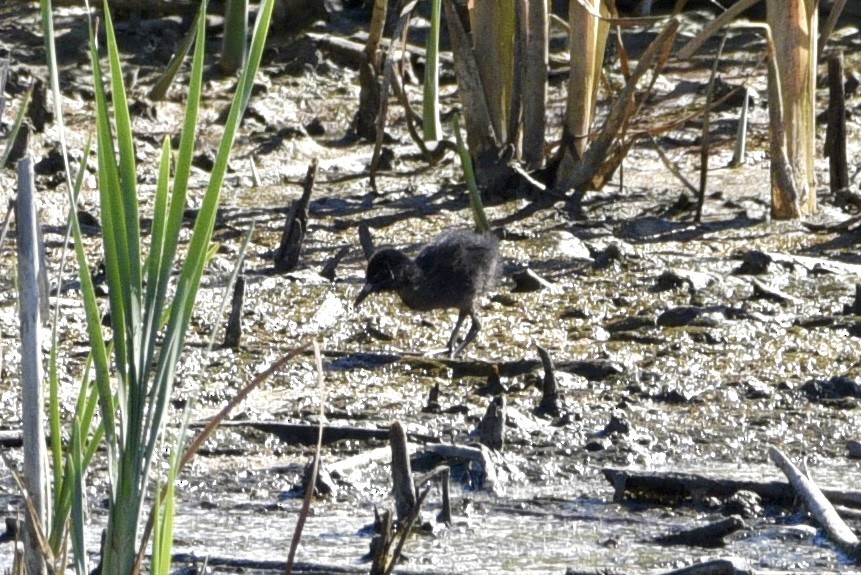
696;32;727;222
383;486;431;575
274;160;317;272
557;15;679;193
369;0;414;190
207;221;254;352
826;51;848;196
730;85;751;167
390;421;417;523
649;136;698;195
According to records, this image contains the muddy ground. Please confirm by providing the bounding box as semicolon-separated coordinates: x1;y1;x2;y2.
2;2;861;574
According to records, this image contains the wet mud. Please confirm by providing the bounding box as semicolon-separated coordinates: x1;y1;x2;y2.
2;2;861;573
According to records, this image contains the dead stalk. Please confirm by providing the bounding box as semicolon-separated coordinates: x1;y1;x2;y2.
285;340;326;575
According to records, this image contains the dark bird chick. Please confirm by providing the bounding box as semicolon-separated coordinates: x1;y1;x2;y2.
355;230;500;358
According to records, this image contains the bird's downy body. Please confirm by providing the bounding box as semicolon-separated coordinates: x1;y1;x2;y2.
355;230;500;357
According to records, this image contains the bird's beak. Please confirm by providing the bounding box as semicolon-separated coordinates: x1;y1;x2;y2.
354;283;374;308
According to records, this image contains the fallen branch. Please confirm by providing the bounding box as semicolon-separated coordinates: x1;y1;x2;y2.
319;349;624;381
422;443;498;491
603;467;861;510
769;446;861;560
653;515;745;548
210;421;438;447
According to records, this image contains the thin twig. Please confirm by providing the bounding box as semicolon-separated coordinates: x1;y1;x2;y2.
383;486;431;575
206;221;255;352
696;32;728;222
818;0;847;56
677;0;762;59
133;340;313;571
0;451;55;570
649;136;698;195
285;340;326;574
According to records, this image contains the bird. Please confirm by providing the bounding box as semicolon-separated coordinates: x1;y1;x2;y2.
354;229;500;358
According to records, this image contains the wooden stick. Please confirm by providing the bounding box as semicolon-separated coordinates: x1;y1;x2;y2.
769;446;861;559
696;33;727;222
478;395;506;450
273;160;317;272
826;51;849;197
390;421;417;523
535;344;560;417
677;0;762;60
222;275;244;349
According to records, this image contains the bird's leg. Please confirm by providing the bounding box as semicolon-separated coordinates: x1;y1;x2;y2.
446;311;468;356
450;311;480;358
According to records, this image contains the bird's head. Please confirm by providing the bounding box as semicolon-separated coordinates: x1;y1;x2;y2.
354;249;415;307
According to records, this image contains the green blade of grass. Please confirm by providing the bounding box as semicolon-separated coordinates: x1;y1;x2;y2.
452;113;490;233
69;416;88;575
102;0;143;305
141;2;207;406
68;77;117;457
144;0;275;467
140;136;174;438
86;7;145;570
152;412;186;574
39;0;75;196
47;133;92;552
66;0;278;570
87;11;130;438
100;5;148;483
148;7;201;101
422;0;442;141
139;0;210;500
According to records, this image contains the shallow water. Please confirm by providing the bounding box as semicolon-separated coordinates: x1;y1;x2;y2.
166;463;856;574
